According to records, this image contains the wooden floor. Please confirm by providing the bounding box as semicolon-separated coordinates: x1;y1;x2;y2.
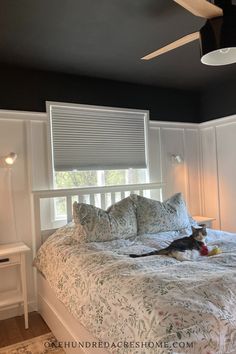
0;312;50;348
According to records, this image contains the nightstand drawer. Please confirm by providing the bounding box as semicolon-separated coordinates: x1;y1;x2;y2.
0;254;20;267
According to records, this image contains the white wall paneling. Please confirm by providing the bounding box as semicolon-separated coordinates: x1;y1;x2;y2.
148;127;163;201
148;127;162;183
200;115;236;232
0;111;47;320
200;127;220;229
184;129;202;216
216;122;236;232
149;122;201;215
28;121;50;190
161;127;187;200
3;108;234;321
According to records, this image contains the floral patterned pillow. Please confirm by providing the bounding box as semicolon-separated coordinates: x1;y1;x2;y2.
73;196;137;242
130;193;191;235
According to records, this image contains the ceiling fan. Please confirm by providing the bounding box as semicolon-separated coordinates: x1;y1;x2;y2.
142;0;236;65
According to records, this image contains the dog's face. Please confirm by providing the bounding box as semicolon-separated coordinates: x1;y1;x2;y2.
191;224;207;242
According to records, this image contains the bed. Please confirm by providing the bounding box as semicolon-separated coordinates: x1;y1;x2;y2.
32;184;236;354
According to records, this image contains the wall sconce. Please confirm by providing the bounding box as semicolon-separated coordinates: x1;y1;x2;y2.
171;154;183;164
0;152;17;168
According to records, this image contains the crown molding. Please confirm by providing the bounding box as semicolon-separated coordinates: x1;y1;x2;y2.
199;114;236;128
0;110;47;122
0;109;235;128
149;120;199;129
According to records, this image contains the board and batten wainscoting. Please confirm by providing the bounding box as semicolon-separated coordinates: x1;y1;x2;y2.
149;121;201;216
0;107;235;321
200;114;236;233
0;110;47;321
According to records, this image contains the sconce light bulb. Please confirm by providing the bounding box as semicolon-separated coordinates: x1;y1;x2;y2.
171;154;183;164
5;152;17;165
175;155;182;164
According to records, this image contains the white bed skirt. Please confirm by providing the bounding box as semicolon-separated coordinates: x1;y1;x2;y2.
37;272;110;354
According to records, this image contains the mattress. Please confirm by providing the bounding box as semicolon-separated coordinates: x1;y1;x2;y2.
34;227;236;354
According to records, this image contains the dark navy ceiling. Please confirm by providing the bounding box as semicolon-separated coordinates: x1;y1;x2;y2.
0;0;235;122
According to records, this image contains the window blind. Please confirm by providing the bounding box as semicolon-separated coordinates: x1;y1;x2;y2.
48;102;149;171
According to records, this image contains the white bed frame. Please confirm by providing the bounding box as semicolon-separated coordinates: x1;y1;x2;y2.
32;182;163;354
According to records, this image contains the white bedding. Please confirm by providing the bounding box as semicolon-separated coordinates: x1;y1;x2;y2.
34;227;236;354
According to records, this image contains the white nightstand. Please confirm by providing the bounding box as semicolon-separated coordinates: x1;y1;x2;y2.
193;216;215;228
0;242;30;329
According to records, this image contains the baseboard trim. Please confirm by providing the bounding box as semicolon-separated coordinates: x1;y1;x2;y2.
0;300;37;321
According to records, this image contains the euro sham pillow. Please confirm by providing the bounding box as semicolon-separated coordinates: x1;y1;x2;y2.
130;193;190;235
73;196;137;242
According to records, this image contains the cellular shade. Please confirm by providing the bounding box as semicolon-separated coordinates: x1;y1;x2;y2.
48;102;149;171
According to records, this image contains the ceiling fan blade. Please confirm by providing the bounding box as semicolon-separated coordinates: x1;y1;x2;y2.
141;32;199;60
174;0;223;19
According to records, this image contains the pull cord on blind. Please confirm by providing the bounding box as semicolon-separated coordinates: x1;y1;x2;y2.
47;102;149;171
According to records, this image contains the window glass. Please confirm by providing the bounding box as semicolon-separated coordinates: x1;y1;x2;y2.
55;168;148;188
54;168;148;219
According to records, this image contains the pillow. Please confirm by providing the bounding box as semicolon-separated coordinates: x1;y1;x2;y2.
178;214;203;236
73;196;137;242
130;193;190;235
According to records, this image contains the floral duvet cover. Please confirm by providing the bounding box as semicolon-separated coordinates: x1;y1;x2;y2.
34;226;236;354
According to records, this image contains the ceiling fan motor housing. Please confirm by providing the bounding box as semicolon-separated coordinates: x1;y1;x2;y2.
200;5;236;65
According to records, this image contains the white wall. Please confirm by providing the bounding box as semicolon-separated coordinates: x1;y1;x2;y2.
0;111;203;320
149;121;202;216
0;111;48;320
0;108;233;326
200;115;236;232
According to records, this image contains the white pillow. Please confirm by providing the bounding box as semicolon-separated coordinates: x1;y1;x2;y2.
130;193;191;235
73;196;137;242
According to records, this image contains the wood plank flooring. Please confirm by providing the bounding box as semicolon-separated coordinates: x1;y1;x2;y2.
0;312;50;348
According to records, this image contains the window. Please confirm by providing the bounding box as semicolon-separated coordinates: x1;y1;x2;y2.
47;102;150;220
54;168;148;189
54;168;148;219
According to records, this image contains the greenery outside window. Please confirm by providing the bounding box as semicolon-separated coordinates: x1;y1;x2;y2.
54;168;148;219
